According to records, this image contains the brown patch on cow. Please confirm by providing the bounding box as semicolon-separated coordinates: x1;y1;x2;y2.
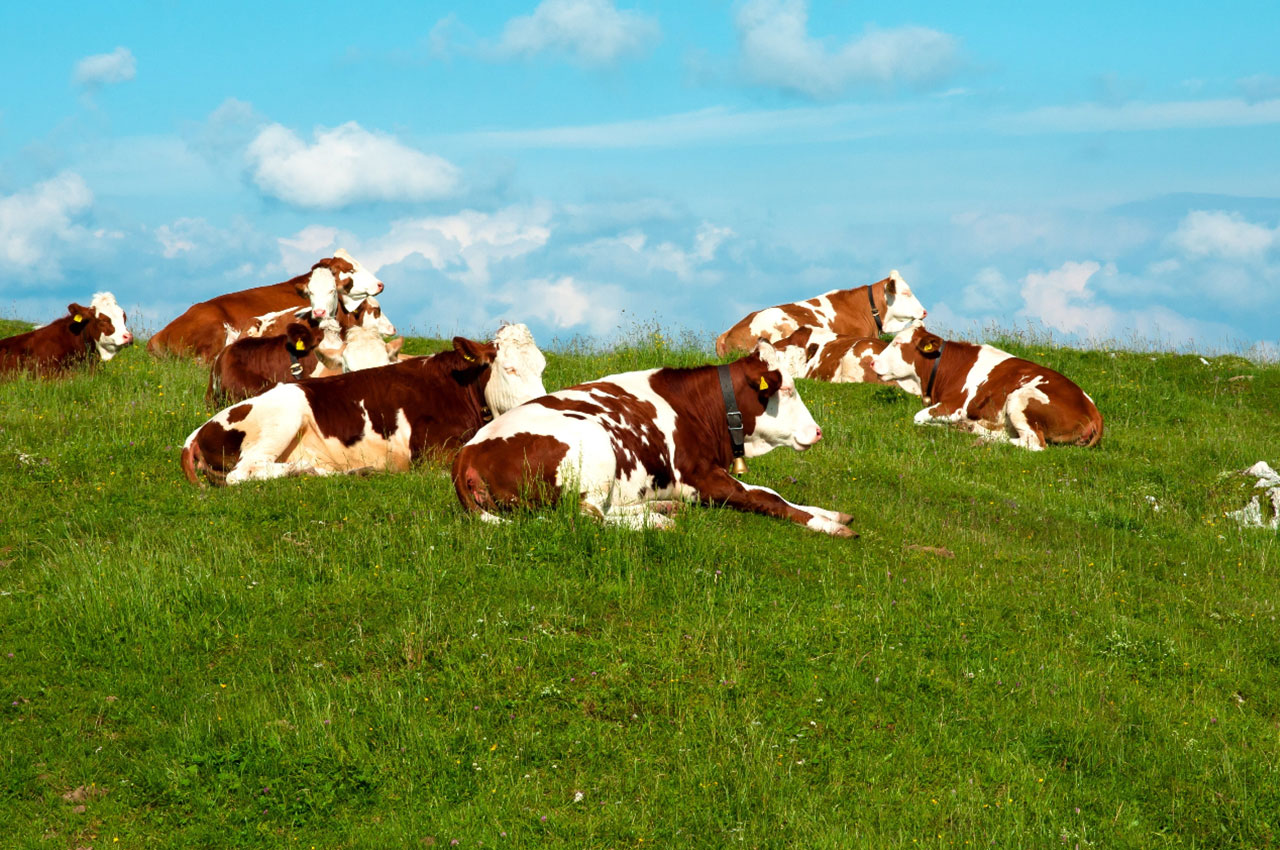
299;345;494;454
207;324;325;404
453;432;571;511
906;544;955;558
226;404;252;424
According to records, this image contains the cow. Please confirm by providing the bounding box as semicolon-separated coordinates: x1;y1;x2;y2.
0;293;133;378
206;323;404;405
715;270;927;356
147;250;384;361
452;340;856;537
772;327;889;384
182;324;546;486
870;326;1103;450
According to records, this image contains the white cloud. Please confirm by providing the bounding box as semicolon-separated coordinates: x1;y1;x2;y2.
734;0;960;98
1237;74;1280;104
275;205;552;286
1001;97;1280;135
1018;260;1118;338
74;47;136;87
246;122;460;208
493;0;659;66
1168;210;1277;261
0;172;94;275
573;221;734;282
505;275;623;334
959;266;1017;314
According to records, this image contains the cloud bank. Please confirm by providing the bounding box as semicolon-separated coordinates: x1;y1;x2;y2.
74;47;137;87
493;0;660;66
246;122;460;209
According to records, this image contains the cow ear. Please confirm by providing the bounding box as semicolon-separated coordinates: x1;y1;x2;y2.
67;303;92;332
916;332;944;356
385;336;405;357
755;369;783;398
453;336;496;365
284;323;317;354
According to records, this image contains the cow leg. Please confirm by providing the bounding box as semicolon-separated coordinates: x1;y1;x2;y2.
739;482;854;526
912;404;962;427
694;470;855;538
1002;386;1049;451
599;510;676;531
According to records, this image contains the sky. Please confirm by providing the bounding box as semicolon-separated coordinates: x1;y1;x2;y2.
3;0;1279;358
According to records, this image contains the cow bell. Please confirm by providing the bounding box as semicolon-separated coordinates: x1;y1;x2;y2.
730;456;748;476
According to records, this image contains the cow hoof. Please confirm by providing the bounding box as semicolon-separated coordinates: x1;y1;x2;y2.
647;500;683;516
832;525;858;539
835;511;855;525
345;466;377;477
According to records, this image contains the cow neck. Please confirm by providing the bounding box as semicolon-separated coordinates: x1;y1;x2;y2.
867;284;883;333
923;341;946;406
717;364;746;469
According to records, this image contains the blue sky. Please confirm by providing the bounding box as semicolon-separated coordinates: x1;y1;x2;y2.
4;0;1279;357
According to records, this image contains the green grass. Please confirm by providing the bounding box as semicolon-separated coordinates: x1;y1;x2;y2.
1;323;1278;849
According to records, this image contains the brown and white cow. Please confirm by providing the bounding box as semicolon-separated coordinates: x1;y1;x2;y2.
772;327;889;384
715;271;927;356
871;326;1103;451
182;324;546;486
148;250;384;361
0;293;133;378
452;340;856;537
206;323;405;405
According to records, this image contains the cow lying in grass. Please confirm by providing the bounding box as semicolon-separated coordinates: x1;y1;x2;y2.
148;250;384;361
715;271;927;356
0;293;133;378
453;340;856;537
871;326;1103;450
182;324;546;486
207;323;404;405
772;327;889;384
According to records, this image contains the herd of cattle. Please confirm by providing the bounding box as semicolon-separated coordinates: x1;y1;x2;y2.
1;251;1102;536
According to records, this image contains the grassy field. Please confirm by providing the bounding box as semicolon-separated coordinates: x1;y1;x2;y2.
2;317;1278;849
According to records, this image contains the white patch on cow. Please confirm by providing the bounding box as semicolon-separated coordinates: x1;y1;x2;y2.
959;344;1015;406
881;270;928;334
243;307;302;338
748;339;822;453
485;323;548;415
303;265;340;320
333;248;384;310
221;323;241;347
338;326;398;371
1002;376;1051;450
89;291;131;360
194;384;419;484
359;295;396;335
746;307;802;343
871;329;925;395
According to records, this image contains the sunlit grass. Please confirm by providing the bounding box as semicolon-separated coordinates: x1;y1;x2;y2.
1;324;1278;848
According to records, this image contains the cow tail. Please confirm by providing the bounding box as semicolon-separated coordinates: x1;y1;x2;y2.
181;438;205;486
452;451;492;513
1079;410;1104;448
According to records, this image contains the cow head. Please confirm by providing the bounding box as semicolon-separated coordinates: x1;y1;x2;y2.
450;323;547;416
315;325;402;373
67;292;133;361
353;296;396;336
880;270;928;334
298;250;384;319
871;326;944;397
741;339;822;456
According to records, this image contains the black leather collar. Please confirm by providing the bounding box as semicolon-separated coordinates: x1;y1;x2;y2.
867;284;883;334
923;341;945;406
717;364;745;461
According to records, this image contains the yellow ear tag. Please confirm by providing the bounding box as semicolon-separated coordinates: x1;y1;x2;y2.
73;315;84;323
462;352;475;362
922;341;936;352
757;376;769;391
295;339;306;351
